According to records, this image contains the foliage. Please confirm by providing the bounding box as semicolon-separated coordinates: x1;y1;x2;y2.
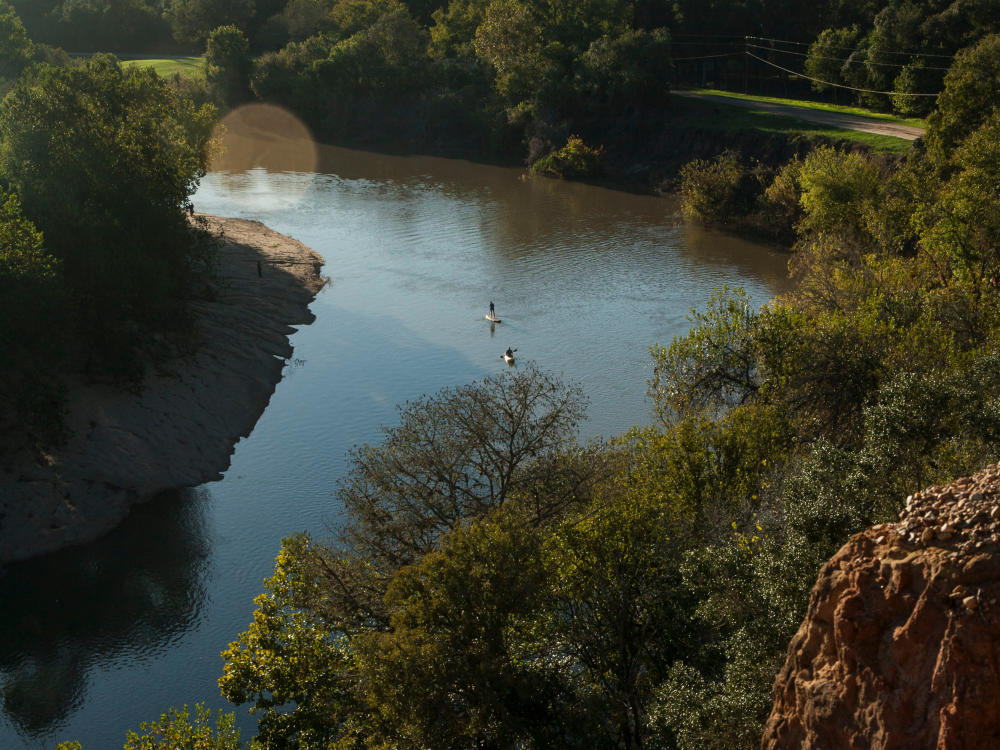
222;366;595;746
759;156;803;243
205;24;252;106
796;145;881;242
678;153;759;225
0;54;217;378
428;0;489;59
0;0;32;82
10;0;172;53
167;0;257;47
122;703;243;750
315;6;428;95
530;134;604;178
220;536;361;749
804;26;860;94
917;115;1000;293
926;34;1000;162
573;27;672;112
356;516;564;749
0;190;65;449
336;363;587;571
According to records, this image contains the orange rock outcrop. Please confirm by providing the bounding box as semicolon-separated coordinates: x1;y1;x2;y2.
762;464;1000;750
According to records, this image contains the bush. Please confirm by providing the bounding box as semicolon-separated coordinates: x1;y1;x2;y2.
530;134;605;178
678;152;760;225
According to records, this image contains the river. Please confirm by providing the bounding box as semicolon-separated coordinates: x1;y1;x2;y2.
0;133;790;748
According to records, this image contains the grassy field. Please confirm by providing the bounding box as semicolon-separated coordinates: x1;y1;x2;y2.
674;95;916;153
686;88;926;128
120;56;204;78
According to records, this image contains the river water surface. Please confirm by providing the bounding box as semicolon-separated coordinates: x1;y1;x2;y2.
0;138;790;748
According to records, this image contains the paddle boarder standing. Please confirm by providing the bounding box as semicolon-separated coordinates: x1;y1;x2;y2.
489;300;495;317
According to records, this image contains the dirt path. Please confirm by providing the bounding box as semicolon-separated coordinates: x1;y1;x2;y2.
673;91;925;141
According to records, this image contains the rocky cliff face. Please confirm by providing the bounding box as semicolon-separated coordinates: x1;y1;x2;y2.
762;465;1000;749
0;216;325;563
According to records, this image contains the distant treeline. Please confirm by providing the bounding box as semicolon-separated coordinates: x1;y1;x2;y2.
13;1;1000;163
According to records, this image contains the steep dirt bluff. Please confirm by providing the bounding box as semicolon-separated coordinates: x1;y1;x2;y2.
762;465;1000;749
0;215;325;563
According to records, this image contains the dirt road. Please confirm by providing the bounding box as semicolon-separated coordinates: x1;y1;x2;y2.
673;91;925;141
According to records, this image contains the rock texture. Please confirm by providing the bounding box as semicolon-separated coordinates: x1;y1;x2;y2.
762;465;1000;750
0;215;325;563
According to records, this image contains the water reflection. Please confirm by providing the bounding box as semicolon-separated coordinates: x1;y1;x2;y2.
0;489;209;739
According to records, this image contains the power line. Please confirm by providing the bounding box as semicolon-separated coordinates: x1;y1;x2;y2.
745;34;957;60
672;51;744;61
745;42;952;71
745;51;940;95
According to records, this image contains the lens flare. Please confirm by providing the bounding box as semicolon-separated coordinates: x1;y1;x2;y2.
208;104;319;209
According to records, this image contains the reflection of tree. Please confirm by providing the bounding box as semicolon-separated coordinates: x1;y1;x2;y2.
0;489;210;738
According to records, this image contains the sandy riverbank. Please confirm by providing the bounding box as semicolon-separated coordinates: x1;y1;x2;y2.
0;215;325;563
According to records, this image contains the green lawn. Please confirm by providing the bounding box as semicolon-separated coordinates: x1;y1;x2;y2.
674;95;915;153
120;56;204;78
685;88;926;129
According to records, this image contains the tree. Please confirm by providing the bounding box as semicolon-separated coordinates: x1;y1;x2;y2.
167;0;256;47
804;26;859;96
574;27;672;112
428;0;490;59
0;189;65;449
123;704;243;750
0;0;32;82
337;363;587;571
222;366;594;745
205;24;252;106
926;34;1000;162
356;515;567;749
0;55;216;377
795;145;881;243
219;536;363;749
918;114;1000;294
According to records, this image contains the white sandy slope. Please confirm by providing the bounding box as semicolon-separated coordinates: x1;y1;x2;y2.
0;215;325;563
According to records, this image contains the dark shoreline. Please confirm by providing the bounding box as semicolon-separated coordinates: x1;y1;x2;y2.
0;216;325;564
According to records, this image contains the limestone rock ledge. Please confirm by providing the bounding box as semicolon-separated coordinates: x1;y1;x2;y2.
762;464;1000;750
0;215;325;564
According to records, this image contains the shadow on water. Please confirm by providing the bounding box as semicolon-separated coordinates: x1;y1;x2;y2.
0;488;210;739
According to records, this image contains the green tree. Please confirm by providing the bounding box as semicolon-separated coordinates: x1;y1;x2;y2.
0;55;217;377
167;0;256;47
123;703;243;749
357;515;567;749
428;0;489;59
220;536;363;749
678;152;756;226
926;34;1000;162
205;24;252;106
796;145;881;242
574;27;672;112
0;0;33;82
918;115;1000;295
804;26;859;96
222;366;594;745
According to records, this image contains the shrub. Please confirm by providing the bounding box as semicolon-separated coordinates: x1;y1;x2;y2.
530;134;605;178
678;152;759;224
